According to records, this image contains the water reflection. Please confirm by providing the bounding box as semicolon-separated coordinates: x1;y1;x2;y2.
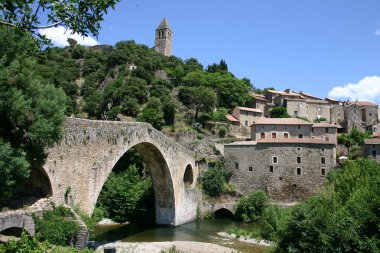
95;219;268;253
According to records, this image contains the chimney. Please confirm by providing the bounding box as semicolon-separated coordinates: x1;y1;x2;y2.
285;88;290;94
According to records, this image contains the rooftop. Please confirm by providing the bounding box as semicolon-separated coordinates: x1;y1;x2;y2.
346;101;378;107
226;114;239;122
364;138;380;145
298;92;323;100
253;117;314;125
312;123;341;128
157;17;171;30
257;138;335;145
266;89;305;98
237;107;263;113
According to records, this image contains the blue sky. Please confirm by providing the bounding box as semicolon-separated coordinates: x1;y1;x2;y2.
41;0;380;103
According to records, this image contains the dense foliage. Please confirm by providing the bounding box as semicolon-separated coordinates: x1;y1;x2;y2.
0;28;67;207
269;106;290;118
35;206;79;246
276;159;380;253
338;129;371;153
0;233;93;253
235;191;269;222
201;165;226;197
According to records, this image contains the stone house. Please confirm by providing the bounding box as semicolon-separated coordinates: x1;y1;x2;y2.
368;122;380;135
305;99;331;122
343;101;379;132
224;117;337;202
224;139;336;202
251;118;314;140
330;104;344;127
311;123;339;144
363;138;380;163
252;94;268;113
227;106;263;127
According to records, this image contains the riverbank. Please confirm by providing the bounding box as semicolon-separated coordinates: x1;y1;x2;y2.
95;241;239;253
218;232;274;247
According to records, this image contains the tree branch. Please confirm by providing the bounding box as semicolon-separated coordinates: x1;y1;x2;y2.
0;18;68;30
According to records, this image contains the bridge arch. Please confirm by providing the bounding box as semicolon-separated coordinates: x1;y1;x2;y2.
0;213;35;237
43;118;199;226
94;142;176;225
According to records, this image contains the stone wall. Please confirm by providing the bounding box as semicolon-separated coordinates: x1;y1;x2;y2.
224;142;336;202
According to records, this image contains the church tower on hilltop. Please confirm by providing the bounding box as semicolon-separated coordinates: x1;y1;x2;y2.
154;17;172;56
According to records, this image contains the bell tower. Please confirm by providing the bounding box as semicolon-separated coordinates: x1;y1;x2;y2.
154;17;172;56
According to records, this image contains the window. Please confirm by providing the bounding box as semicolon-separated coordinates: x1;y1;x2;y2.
297;125;301;129
245;111;248;116
235;162;239;169
321;168;326;176
321;157;326;164
297;147;301;151
374;127;378;133
369;112;373;117
284;133;289;138
298;133;303;138
322;148;325;152
373;145;376;148
372;150;377;157
325;128;329;133
269;166;273;173
249;166;253;171
285;125;288;130
272;156;278;164
260;132;265;139
325;137;330;142
272;125;276;130
297;157;302;163
294;111;298;117
272;132;277;139
296;167;302;175
245;120;248;126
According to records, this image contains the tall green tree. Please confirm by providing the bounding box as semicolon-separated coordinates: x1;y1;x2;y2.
178;86;217;121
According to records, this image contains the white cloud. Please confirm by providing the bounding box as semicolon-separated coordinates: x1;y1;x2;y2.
328;76;380;102
39;26;99;47
375;24;380;36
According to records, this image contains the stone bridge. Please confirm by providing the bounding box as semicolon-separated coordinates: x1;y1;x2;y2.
43;118;199;226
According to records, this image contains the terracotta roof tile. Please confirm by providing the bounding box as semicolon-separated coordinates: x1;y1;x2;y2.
237;107;263;113
364;138;380;145
226;114;239;122
253;118;313;125
257;138;335;145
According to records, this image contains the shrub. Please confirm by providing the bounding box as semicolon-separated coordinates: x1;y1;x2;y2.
235;191;269;222
260;205;291;242
0;233;49;253
201;167;225;197
218;126;228;138
35;206;79;246
212;109;228;122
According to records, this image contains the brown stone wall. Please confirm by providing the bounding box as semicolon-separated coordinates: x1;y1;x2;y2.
252;124;312;140
224;142;336;202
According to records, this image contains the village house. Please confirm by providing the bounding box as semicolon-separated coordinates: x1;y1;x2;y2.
226;106;263;127
343;101;379;132
252;94;268;113
224;118;337;202
363;138;380;163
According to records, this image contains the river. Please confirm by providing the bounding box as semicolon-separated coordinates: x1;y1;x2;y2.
94;218;269;253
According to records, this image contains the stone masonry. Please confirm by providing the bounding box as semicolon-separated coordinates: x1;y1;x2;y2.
43;117;199;226
224;142;336;202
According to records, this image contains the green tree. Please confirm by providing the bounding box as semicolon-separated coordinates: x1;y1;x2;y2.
201;166;225;197
277;159;380;253
235;191;269;222
97;165;154;223
269;106;290;118
0;0;120;46
137;98;165;130
178;86;217;121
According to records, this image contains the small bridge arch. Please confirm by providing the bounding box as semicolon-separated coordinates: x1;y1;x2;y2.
0;212;35;237
43;118;199;226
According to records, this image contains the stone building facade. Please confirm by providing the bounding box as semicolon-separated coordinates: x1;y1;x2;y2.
154;17;172;56
231;106;263;127
363;139;380;163
224;140;336;202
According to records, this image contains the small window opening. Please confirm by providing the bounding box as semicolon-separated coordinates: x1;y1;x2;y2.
321;168;326;176
272;156;278;164
272;132;277;139
269;166;273;173
297;157;301;164
284;133;289;138
248;166;253;171
235;162;239;169
321;157;326;164
296;167;302;175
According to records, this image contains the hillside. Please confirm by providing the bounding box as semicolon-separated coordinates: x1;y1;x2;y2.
34;39;255;156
